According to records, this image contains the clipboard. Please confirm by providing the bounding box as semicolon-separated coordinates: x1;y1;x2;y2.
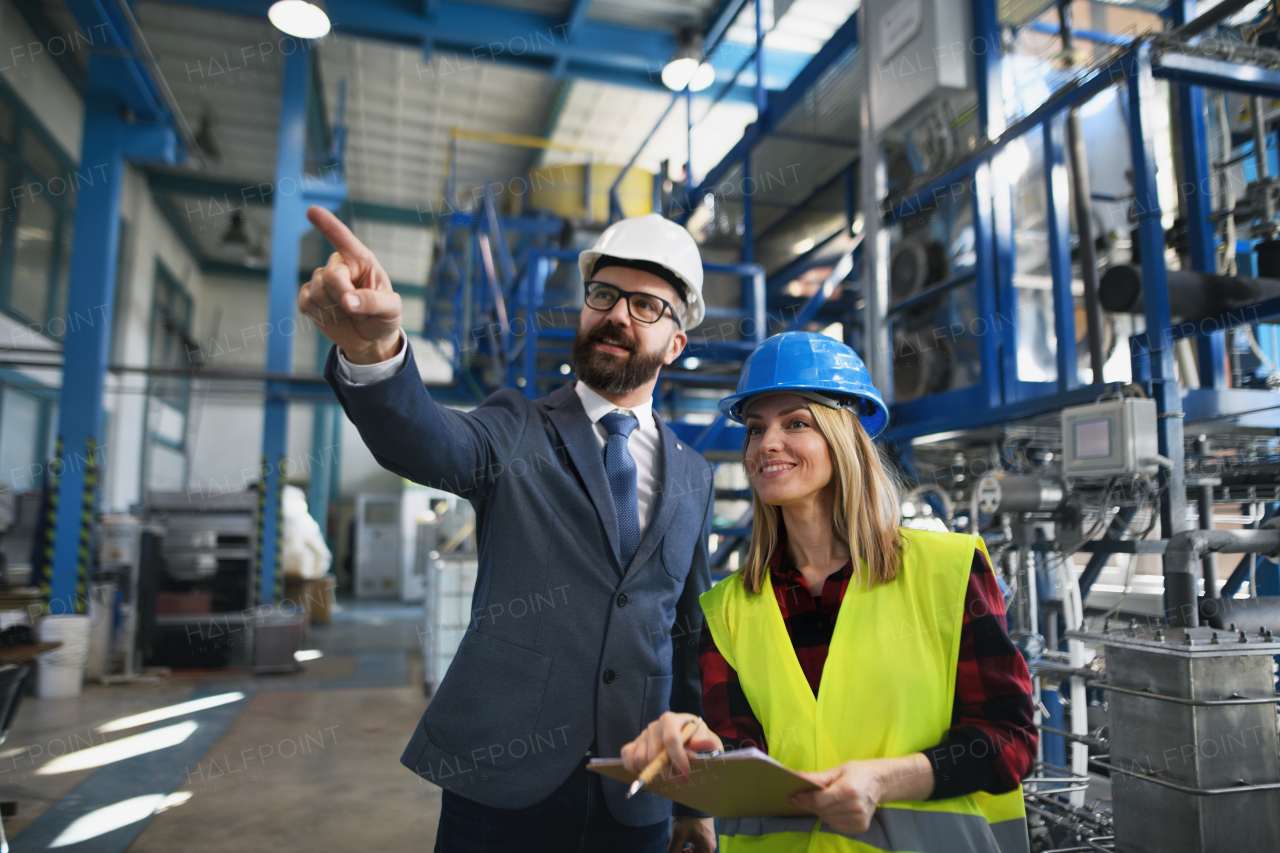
587;747;821;818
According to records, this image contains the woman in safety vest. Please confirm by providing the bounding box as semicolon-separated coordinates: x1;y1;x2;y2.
620;332;1036;853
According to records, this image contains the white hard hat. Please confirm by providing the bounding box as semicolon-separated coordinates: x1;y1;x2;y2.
578;214;705;329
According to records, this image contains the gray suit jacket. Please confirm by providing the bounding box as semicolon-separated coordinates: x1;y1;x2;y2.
325;345;714;826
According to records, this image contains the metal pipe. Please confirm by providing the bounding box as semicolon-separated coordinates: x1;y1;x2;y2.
1078;480;1146;602
1090;757;1280;795
1164;527;1280;626
1198;592;1280;633
1194;436;1221;611
1252;95;1279;240
1253;96;1270;182
112;0;207;169
1171;0;1257;40
1099;264;1280;317
1058;2;1105;386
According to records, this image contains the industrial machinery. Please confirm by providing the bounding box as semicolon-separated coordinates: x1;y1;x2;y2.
354;493;402;600
398;0;1280;848
401;485;476;604
136;490;259;669
676;0;1280;849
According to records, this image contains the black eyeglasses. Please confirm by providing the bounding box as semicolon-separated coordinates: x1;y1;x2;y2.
584;281;681;327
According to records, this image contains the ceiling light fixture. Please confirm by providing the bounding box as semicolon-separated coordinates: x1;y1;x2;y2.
268;0;331;39
663;28;715;92
220;211;250;256
194;112;220;161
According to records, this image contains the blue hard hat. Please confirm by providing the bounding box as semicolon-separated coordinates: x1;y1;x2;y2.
718;332;889;438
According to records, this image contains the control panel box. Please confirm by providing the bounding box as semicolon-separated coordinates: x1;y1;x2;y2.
866;0;973;133
1061;398;1159;477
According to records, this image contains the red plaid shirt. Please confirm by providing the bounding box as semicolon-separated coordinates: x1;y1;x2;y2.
699;536;1037;799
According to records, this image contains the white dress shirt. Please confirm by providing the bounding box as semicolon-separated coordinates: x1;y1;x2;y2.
336;330;661;535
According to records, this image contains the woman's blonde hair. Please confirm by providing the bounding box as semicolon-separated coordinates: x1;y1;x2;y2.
738;400;905;593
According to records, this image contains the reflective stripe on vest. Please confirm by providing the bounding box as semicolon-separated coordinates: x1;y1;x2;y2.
700;527;1028;853
721;807;999;853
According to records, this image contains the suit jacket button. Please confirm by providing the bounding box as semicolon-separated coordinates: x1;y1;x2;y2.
602;669;616;684
617;593;629;607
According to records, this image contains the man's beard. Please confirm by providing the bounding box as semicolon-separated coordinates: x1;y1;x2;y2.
570;321;668;395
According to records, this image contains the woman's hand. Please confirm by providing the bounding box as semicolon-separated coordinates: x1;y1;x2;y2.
620;712;723;782
789;754;934;835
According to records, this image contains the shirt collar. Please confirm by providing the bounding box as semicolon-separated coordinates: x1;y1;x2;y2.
575;381;656;434
770;528;853;584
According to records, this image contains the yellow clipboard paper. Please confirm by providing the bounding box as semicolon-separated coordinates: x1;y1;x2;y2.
587;747;821;818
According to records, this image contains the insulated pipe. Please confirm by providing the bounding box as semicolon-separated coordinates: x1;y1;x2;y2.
1194;436;1221;612
1058;2;1105;386
1171;0;1257;40
1099;265;1280;318
1199;594;1280;634
1164;527;1280;628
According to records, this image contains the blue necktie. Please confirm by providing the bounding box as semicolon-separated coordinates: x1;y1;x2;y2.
600;412;640;568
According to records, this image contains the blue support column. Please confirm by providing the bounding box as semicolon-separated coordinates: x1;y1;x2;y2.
844;161;857;229
1128;45;1191;620
50;87;176;613
261;46;346;604
1044;115;1080;392
754;0;766;115
742;147;754;265
1172;0;1228;390
972;165;1002;411
973;0;1014;408
686;86;694;194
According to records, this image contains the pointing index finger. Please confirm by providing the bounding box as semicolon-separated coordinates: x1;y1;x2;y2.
307;205;370;264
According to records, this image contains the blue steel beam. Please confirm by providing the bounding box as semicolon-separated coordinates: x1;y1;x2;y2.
975;0;1013;409
681;9;860;218
260;47;347;605
1127;44;1191;620
64;0;169;122
1152;50;1280;99
166;0;806;100
1044;113;1080;393
50;67;178;613
1171;0;1227;391
704;0;750;56
1027;20;1135;46
551;0;594;78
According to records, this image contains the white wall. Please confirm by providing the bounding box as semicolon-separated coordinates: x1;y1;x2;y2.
184;274;403;502
101;166;203;511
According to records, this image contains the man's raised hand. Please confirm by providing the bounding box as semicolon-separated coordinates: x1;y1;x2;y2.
300;205;403;364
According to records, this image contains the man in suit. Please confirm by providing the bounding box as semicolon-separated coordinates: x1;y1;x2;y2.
301;207;717;853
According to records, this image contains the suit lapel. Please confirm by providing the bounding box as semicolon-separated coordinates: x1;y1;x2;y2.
545;382;623;574
624;413;682;575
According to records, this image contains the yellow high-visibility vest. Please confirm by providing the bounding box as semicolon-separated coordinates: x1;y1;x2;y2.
700;527;1029;853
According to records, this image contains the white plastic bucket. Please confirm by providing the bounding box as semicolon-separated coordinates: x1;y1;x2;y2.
37;615;92;698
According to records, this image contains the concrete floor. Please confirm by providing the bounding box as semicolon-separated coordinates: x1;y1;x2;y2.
0;598;439;852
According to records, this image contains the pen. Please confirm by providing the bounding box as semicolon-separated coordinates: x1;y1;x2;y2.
626;717;701;798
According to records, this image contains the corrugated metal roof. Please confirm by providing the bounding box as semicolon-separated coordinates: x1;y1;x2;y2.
473;0;721;33
319;36;558;209
138;1;284;186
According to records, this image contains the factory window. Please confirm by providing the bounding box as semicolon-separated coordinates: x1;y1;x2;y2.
145;262;193;492
0;83;75;338
149;262;194;415
0;387;42;489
